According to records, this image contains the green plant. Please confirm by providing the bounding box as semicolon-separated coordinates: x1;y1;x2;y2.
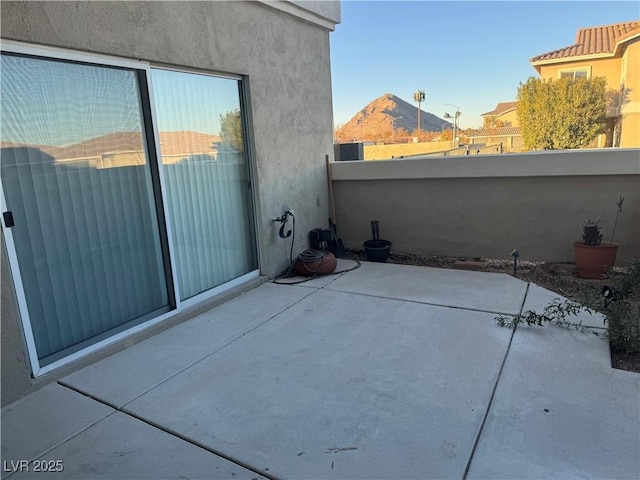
580;196;624;246
496;258;640;354
582;216;602;246
516;76;607;150
495;297;599;333
603;259;640;353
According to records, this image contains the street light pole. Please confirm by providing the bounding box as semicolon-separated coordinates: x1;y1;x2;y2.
444;104;461;150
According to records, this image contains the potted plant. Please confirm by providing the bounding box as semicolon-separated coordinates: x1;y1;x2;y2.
573;196;624;279
363;220;392;263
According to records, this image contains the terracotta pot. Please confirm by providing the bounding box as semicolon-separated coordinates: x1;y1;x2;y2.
294;252;337;276
573;241;620;279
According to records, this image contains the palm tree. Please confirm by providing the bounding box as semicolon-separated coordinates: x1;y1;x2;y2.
413;90;426;133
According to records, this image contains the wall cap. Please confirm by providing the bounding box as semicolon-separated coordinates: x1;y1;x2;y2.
331;149;640;180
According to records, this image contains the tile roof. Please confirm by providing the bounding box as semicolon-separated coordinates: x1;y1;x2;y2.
468;126;521;138
531;21;640;63
481;101;517;116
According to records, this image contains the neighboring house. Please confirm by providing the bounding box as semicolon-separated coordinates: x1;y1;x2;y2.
480;101;519;128
530;21;640;148
467;126;524;153
468;102;523;152
0;1;340;405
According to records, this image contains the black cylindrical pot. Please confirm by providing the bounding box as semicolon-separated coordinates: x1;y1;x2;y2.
363;239;392;263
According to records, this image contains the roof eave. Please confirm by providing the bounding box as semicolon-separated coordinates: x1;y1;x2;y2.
481;108;516;117
530;52;614;67
613;31;640;55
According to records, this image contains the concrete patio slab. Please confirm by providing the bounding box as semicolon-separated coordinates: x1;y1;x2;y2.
324;262;529;314
60;282;313;408
523;283;607;329
124;288;512;479
3;264;637;480
467;325;639;479
8;411;267;479
1;384;113;477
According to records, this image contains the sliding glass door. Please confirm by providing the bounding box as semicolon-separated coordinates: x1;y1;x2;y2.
151;69;256;300
0;49;257;370
0;54;170;365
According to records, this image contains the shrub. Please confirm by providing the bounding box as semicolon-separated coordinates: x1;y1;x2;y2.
496;259;640;354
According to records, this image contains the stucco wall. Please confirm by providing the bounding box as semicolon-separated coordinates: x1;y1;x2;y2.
1;1;339;404
1;236;33;405
621;39;640;147
331;149;640;265
493;109;519;127
364;141;453;160
539;57;621;84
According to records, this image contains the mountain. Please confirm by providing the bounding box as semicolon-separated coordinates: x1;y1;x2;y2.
336;93;451;142
1;131;220;161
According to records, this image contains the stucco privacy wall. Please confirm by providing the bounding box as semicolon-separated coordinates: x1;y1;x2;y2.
0;1;340;404
364;141;453;160
331;149;640;265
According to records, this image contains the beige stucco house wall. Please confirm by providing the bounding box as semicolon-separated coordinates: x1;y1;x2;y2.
496;109;519;127
1;1;340;405
620;39;640;147
482;106;519;128
472;102;523;152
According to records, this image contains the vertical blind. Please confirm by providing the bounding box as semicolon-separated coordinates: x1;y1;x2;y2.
0;55;169;363
151;69;256;300
1;52;257;366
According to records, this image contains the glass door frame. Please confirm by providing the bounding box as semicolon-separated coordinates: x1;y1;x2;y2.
0;40;259;377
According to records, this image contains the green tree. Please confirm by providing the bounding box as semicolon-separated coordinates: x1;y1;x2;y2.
219;109;244;153
516;76;607;150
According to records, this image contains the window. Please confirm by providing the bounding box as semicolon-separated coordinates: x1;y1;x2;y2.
559;68;589;79
0;46;257;372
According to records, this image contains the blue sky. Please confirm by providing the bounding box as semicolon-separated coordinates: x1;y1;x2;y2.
330;1;640;129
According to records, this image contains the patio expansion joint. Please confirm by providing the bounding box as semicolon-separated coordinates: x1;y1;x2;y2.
2;396;117;480
55;382;277;480
61;286;319;411
461;282;531;480
320;286;521;317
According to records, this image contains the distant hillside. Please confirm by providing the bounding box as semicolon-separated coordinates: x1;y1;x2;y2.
1;131;220;161
336;93;451;143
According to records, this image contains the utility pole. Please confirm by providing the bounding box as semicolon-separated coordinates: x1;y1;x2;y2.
413;90;425;133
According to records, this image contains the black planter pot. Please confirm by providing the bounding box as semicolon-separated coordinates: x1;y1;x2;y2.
363;239;392;263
